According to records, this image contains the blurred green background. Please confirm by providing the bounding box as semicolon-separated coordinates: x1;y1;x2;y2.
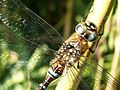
0;0;120;90
22;0;92;39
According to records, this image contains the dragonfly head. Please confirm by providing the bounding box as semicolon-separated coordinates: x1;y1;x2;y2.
75;21;97;42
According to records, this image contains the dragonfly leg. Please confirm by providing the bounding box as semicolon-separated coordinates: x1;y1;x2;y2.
89;48;95;53
77;61;80;69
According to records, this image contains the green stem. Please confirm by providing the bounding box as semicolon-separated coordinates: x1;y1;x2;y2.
55;0;115;90
64;0;74;40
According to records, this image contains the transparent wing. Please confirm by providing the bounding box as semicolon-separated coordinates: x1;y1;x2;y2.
0;0;64;89
1;0;64;50
62;56;120;90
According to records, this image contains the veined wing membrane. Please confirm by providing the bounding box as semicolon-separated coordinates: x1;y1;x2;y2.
12;0;64;50
63;55;120;90
0;0;63;89
0;0;64;50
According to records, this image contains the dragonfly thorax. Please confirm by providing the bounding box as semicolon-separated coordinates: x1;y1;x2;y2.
56;41;81;67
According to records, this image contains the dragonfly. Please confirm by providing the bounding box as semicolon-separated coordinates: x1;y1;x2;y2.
0;0;119;90
38;20;101;90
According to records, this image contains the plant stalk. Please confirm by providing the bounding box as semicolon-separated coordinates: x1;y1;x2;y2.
55;0;115;90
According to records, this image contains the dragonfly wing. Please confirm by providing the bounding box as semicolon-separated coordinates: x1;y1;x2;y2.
0;0;64;51
83;58;120;90
59;56;120;90
0;0;63;89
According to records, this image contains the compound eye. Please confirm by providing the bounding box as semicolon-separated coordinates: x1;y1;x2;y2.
75;23;86;35
84;31;97;42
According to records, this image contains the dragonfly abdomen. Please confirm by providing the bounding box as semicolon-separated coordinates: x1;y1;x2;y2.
39;60;65;90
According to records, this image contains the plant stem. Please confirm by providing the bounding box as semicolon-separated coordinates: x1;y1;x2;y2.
55;0;115;90
64;0;74;40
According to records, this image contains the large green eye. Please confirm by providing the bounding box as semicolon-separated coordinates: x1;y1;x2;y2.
75;23;86;35
84;31;97;42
